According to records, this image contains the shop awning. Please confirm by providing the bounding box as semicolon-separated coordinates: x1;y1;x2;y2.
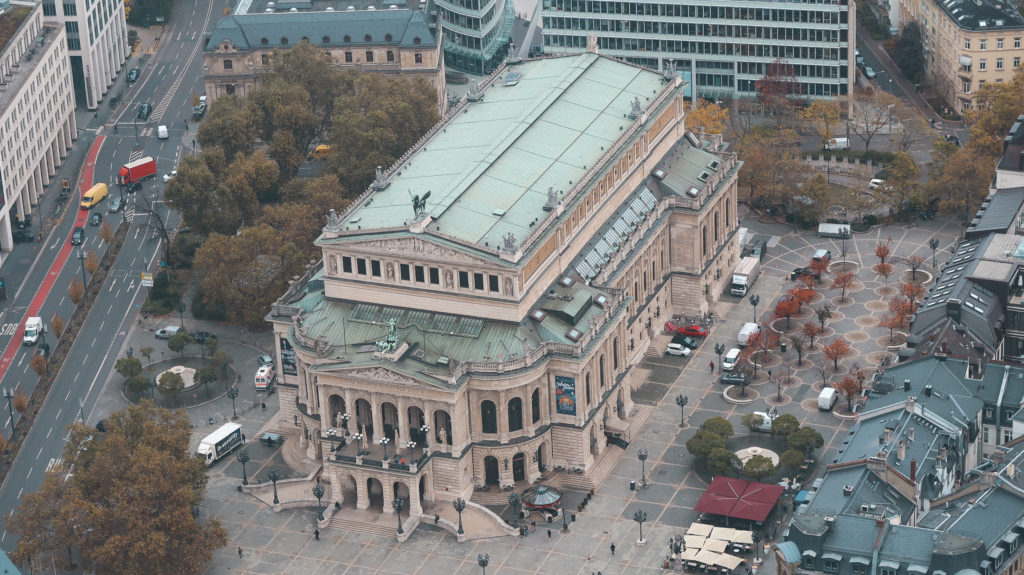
960;55;973;66
694;476;785;522
688;523;714;536
732;531;754;545
680;549;702;562
686;535;707;549
704;539;728;553
716;554;746;570
803;550;818;558
696;550;722;566
710;527;737;541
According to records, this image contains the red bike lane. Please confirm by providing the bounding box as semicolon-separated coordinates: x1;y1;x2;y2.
0;136;105;383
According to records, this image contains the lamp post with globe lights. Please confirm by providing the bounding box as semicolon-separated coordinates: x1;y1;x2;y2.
750;294;761;323
267;468;281;505
634;509;648;546
453;497;466;535
478;553;490;575
638;447;649;487
313;483;325;521
379;436;390;460
236;449;250;486
508;492;521;528
420;424;430;451
327;428;338;452
393;497;404;534
675;394;688;426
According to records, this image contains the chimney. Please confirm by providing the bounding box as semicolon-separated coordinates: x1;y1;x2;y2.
905;396;916;413
904;379;911;392
909;426;915;441
898;440;906;461
939;445;947;462
885;427;893;443
911;458;918;482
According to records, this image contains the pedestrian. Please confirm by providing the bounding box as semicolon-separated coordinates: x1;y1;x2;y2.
610;543;616;555
262;402;267;412
314;528;320;540
241;433;246;443
434;514;440;524
238;547;243;559
548;528;552;538
709;361;715;373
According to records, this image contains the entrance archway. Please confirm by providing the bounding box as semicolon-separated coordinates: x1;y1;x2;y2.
408;406;425;445
484;456;500;485
419;474;433;503
366;477;384;511
355;398;373;440
512;452;526;482
340;474;358;509
536;443;547;472
328;395;346;430
381;402;399;441
393;480;410;503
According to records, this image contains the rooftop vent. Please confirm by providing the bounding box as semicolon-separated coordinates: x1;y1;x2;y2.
686;188;699;198
904;379;911;391
594;294;608;307
843;485;855;496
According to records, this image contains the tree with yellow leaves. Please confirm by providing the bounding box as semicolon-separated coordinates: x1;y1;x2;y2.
685;100;729;135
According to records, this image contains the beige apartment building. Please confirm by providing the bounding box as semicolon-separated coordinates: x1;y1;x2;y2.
0;1;77;262
267;50;741;529
899;0;1024;113
203;2;446;111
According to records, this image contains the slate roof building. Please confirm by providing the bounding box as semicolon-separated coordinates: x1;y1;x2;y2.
776;356;1024;575
202;0;445;110
267;52;742;526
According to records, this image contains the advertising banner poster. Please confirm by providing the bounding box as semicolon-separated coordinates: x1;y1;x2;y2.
555;375;576;415
280;337;297;376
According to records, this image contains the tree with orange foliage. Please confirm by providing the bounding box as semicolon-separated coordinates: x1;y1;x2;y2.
904;254;925;281
877;262;895;291
809;256;830;279
878;311;903;343
830;271;856;302
802;322;823;349
774;298;802;329
834;375;863;412
875;238;891;267
789;285;815;309
796;273;817;289
823;338;851;370
900;282;925;305
889;295;916;321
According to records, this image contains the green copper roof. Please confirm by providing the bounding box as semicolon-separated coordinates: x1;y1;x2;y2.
345;53;668;248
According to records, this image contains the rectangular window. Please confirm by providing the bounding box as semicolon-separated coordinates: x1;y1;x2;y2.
415;265;425;283
371;260;381;277
979;59;987;70
881;569;897;575
223;59;233;70
980;39;987;50
415;53;423;64
365;51;374;62
1005;428;1014;444
356;258;367;275
489;275;499;292
997;38;1004;49
387;51;395;62
342;256;352;273
985;426;991;443
459;271;470;288
824;560;840;573
1016;37;1022;48
400;264;410;281
474;273;484;290
965;38;971;49
997;58;1004;69
261;54;271;65
1014;57;1021;68
853;566;868;575
345;52;353;63
429;268;440;285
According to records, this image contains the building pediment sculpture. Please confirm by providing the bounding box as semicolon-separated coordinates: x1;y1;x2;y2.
344;237;491;266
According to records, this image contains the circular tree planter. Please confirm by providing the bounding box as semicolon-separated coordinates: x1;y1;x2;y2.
723;386;759;404
829;261;859;274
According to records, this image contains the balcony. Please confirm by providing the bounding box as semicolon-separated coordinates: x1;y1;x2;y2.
326;431;431;473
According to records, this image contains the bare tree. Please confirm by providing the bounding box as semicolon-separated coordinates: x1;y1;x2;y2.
132;184;174;265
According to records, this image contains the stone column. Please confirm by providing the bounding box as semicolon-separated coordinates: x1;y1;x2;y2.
382;478;395;514
397;399;410;451
370;394;382;442
498;391;508;443
408;478;422;516
356;473;369;510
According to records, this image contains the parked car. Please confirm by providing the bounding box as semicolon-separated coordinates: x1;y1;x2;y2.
12;230;33;243
137;102;152;120
89;213;102;226
665;343;691;357
721;372;750;386
945;133;961;147
791;267;821;281
70;226;84;245
108;196;124;213
855;55;865;68
191;331;215;344
869;178;885;190
257;353;274;366
163;170;177;183
679;336;700;349
677;324;708;338
127;68;139;83
722;348;741;371
863;66;877;79
155;326;182;339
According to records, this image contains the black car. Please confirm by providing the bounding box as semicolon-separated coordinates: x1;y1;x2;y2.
89;213;102;226
12;230;33;243
127;68;139;83
945;133;961;147
680;336;700;349
71;226;84;245
791;267;821;281
137;102;152;120
191;331;215;344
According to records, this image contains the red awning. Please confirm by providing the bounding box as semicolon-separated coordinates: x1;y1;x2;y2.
694;476;784;522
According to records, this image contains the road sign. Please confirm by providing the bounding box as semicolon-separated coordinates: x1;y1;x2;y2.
141;272;154;287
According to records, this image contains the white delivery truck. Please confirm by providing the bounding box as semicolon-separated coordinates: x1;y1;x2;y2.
196;422;243;466
817;223;851;238
730;256;761;297
738;322;760;347
23;317;43;345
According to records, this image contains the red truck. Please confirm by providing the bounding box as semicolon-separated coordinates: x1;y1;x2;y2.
117;156;157;186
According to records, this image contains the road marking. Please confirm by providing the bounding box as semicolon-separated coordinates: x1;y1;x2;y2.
45;458;60;472
65;389;71;400
0;323;18;336
46;427;52;439
56;408;62;419
36;447;42;459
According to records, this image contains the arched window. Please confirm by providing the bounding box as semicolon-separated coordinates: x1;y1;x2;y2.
599;356;606;388
714;211;720;243
531;389;541;423
613;338;620;371
481;400;497;434
702;226;708;259
508;397;523;432
586;379;592;405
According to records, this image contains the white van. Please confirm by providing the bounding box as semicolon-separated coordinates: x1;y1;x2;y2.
750;411;777;433
818;387;838;411
157;125;168;139
23;317;44;345
824;138;849;151
255;364;277;390
738;322;760;347
722;348;741;371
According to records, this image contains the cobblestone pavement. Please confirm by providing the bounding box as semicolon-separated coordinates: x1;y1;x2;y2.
182;214;966;575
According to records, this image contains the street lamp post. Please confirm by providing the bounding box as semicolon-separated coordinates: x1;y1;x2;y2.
750;294;761;323
267;468;281;505
675;394;688;426
177;301;186;329
393;497;404;534
929;238;940;268
714;343;725;370
453;497;466;535
637;447;649;488
227;387;239;420
420;424;430;451
478;553;490;575
561;504;569;532
633;509;648;545
313;484;325;521
508;492;521;529
77;249;88;292
236;449;250;485
3;388;14;433
327;428;337;452
753;532;762;558
406;440;416;462
353;433;364;455
840;227;851;260
379;436;391;460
